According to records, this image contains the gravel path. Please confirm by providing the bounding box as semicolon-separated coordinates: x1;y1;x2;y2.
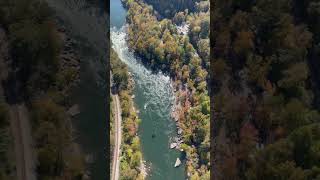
9;104;37;180
111;95;122;180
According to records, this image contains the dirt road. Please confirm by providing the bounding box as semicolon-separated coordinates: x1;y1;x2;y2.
111;95;122;180
10;104;37;180
1;26;37;180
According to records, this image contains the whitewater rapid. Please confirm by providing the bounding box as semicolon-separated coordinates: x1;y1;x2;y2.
111;27;175;117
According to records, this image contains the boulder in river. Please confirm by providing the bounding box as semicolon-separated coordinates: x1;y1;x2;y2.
85;154;94;164
170;143;177;149
68;104;80;116
174;158;181;167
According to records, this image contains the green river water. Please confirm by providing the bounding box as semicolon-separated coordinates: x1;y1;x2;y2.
111;0;186;179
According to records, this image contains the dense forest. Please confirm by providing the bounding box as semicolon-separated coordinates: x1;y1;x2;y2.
0;0;85;179
142;0;201;18
0;18;15;179
0;103;13;179
111;49;144;180
123;0;210;179
212;0;320;179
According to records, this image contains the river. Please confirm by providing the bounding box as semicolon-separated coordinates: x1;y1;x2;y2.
111;0;186;179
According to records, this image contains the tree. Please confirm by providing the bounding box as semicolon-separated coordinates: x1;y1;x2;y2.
37;145;64;177
0;104;9;128
200;17;210;38
278;62;309;91
245;55;270;89
193;127;206;145
131;137;140;151
130;151;141;168
233;30;254;56
196;1;210;12
279;99;319;133
173;12;185;25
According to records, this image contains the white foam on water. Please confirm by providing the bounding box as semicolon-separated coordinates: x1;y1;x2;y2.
111;27;174;118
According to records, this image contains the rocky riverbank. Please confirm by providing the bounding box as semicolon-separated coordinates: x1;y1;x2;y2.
170;79;202;176
56;25;80;95
56;25;93;179
170;81;190;149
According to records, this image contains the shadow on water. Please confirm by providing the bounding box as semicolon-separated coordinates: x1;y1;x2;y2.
44;0;108;179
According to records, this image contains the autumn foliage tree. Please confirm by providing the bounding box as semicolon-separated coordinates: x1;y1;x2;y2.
212;0;320;179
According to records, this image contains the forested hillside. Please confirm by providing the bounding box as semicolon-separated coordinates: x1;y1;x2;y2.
0;23;15;179
212;0;320;179
0;103;13;179
123;0;210;178
0;0;85;179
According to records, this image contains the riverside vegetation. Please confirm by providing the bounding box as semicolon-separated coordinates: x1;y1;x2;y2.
111;49;144;180
123;0;210;179
212;0;320;179
0;0;86;179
